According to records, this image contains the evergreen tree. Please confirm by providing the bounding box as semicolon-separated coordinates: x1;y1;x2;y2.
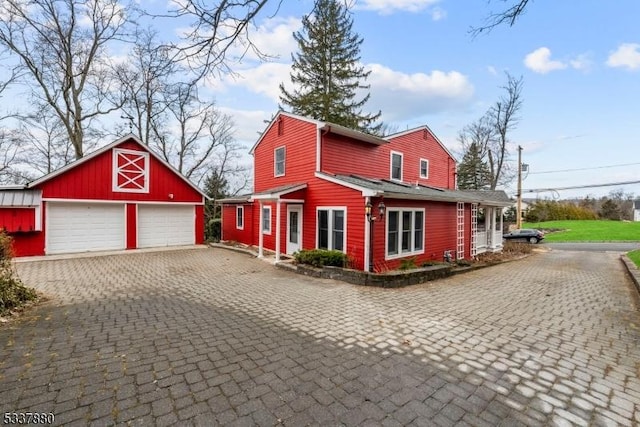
279;0;381;134
203;170;229;241
457;142;492;190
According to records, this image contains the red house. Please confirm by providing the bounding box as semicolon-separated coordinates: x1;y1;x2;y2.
0;135;205;257
219;112;511;272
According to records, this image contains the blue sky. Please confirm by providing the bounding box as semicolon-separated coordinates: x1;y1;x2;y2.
191;0;640;199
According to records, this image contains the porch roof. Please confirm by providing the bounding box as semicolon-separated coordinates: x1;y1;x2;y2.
0;189;42;207
325;174;512;206
250;183;307;201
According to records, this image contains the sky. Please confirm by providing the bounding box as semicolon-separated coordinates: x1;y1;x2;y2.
2;0;639;200
183;0;639;200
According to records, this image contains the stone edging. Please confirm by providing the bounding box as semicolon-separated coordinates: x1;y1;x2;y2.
620;255;640;294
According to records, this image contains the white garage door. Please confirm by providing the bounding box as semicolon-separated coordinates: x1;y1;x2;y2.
47;202;125;254
138;204;195;248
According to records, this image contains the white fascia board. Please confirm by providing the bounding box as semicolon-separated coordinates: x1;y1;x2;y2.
314;172;378;197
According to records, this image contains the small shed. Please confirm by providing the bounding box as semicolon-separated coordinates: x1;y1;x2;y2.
0;135;206;257
634;200;640;222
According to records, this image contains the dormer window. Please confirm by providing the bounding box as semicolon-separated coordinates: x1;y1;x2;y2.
391;151;403;181
274;146;285;177
420;159;429;179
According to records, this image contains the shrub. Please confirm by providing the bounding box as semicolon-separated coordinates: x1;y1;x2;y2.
294;249;349;268
205;218;221;242
398;257;417;270
0;232;37;316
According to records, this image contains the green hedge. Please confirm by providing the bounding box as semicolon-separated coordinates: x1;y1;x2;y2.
294;249;349;268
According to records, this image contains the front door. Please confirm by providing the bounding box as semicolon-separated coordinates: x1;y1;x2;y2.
286;205;303;254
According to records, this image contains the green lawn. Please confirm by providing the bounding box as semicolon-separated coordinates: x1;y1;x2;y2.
628;250;640;268
523;220;640;242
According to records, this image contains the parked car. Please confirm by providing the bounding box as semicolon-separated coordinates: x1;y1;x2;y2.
503;229;545;244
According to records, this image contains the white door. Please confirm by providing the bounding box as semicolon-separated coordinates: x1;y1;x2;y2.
138;204;195;248
47;202;125;254
286;205;302;254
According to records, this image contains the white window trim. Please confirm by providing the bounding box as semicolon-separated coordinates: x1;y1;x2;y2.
390;151;403;181
274;146;286;177
385;208;425;260
315;206;347;252
262;205;272;235
419;158;429;179
112;148;150;193
236;206;244;230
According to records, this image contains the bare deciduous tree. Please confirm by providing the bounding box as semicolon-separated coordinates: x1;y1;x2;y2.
487;73;523;189
457;73;523;190
470;0;531;36
0;0;135;159
166;0;278;77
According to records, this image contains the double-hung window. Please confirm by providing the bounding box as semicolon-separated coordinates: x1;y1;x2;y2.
274;147;285;177
386;208;424;258
390;152;403;181
317;208;346;252
236;206;244;230
420;159;429;179
262;206;272;234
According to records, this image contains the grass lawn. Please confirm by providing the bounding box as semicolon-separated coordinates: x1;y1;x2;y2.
628;250;640;268
523;220;640;242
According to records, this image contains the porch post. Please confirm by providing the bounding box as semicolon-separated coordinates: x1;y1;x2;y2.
499;208;504;244
275;200;281;262
364;197;371;272
258;201;264;258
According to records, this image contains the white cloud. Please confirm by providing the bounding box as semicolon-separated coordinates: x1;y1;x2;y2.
569;53;592;72
356;0;442;15
524;47;567;74
430;7;447;21
366;64;474;121
218;107;271;144
606;43;640;70
223;62;293;101
487;66;498;76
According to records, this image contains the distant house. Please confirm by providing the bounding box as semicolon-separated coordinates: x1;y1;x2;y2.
218;112;511;272
634;200;640;222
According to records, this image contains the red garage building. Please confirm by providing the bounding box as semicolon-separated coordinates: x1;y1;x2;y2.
0;135;205;257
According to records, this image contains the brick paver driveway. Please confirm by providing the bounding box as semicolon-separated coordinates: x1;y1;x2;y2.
2;248;639;426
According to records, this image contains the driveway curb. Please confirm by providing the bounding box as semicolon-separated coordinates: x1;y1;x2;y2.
620;255;640;294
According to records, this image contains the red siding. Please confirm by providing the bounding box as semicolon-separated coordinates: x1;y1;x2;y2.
222;203;255;245
321;134;384;178
36;139;203;203
195;205;205;244
0;208;36;233
385;129;456;189
126;204;137;249
253;116;318;193
373;200;458;272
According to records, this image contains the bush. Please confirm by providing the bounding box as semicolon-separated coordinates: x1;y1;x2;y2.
205;218;221;242
398;257;417;270
294;249;349;268
0;232;37;316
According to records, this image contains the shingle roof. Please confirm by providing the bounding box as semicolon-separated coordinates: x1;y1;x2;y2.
328;174;512;206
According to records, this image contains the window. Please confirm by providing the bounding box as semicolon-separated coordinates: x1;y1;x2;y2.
236;206;244;230
112;148;149;193
420;159;429;179
262;206;271;234
391;152;403;181
386;208;425;258
317;208;346;251
274;147;285;177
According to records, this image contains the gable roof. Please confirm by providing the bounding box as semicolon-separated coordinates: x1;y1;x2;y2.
26;134;207;197
249;111;388;155
385;125;456;164
251;183;307;200
317;172;512;206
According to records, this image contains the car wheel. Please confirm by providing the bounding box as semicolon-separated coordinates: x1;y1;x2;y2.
529;237;538;244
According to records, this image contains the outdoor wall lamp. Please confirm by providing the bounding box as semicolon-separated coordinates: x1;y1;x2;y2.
377;200;386;219
365;199;386;222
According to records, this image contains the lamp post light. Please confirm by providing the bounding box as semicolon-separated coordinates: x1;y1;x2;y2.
366;199;386;272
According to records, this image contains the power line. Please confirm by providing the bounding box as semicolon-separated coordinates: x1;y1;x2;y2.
529;162;640;175
524;179;640;193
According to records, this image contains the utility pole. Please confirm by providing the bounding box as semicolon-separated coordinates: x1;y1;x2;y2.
516;145;523;229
